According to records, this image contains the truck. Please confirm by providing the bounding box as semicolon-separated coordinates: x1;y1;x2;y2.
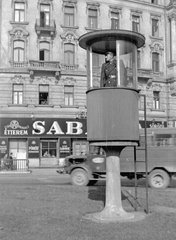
60;127;176;189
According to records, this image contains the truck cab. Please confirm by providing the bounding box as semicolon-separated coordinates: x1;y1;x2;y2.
64;147;106;186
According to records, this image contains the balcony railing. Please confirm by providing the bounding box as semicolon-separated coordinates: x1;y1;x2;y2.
0;159;29;172
61;63;79;70
35;18;56;35
29;60;61;71
10;61;28;68
10;60;79;72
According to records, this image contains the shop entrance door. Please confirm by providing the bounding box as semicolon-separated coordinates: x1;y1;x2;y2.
9;139;27;159
9;139;27;170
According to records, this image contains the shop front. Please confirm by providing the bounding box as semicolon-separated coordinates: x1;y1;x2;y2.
0;118;87;168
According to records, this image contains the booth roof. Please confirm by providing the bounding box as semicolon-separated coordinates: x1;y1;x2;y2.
79;29;145;55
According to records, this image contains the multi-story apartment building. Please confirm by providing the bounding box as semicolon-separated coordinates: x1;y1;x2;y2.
0;0;175;167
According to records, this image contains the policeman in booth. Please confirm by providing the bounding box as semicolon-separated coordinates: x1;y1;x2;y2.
100;51;117;87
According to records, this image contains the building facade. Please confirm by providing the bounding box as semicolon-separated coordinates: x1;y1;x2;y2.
0;0;176;167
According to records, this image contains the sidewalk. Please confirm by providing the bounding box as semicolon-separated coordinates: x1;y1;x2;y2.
0;168;58;175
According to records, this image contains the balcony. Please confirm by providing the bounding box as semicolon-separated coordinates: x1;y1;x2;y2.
29;60;61;71
28;60;61;80
35;19;56;36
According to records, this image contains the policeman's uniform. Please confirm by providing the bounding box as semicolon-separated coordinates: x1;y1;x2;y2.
100;59;117;87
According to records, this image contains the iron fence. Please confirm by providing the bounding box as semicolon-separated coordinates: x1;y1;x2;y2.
0;159;29;172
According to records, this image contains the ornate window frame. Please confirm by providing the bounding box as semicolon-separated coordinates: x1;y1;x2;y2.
86;2;100;30
37;38;53;61
11;0;28;24
37;0;53;21
109;6;122;29
61;0;78;29
60;31;79;67
9;26;29;64
150;41;164;73
150;14;162;39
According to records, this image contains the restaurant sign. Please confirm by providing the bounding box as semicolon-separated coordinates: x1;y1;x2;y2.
0;118;87;137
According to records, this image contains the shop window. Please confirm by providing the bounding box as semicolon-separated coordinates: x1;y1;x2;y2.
13;84;23;104
64;5;75;26
13;40;25;62
111;12;119;30
64;85;74;106
73;141;88;155
14;2;25;22
39;41;50;61
41;140;57;157
152;52;159;72
39;85;49;105
9;139;27;159
132;15;140;33
88;8;98;29
152;19;159;37
64;43;75;65
153;91;160;109
40;4;50;27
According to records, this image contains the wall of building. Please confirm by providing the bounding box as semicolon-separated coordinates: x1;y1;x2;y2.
1;0;176;166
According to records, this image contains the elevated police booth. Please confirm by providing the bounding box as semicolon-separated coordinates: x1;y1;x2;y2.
79;30;146;223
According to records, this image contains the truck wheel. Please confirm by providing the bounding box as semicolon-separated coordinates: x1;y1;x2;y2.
148;169;170;189
71;169;89;186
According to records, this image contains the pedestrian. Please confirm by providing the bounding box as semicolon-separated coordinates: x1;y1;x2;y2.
100;51;117;87
9;152;13;170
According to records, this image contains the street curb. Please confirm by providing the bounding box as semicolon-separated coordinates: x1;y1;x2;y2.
0;170;32;174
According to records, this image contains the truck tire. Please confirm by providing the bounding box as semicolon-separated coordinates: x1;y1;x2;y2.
148;169;171;189
71;169;89;186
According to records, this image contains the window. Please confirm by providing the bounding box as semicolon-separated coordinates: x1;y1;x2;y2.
151;0;158;4
14;3;25;22
13;84;23;104
40;4;50;27
152;52;159;72
88;9;98;28
41;140;57;158
64;86;74;106
64;43;75;65
39;85;49;105
13;40;24;62
64;5;74;26
153;91;160;109
92;53;99;67
73;141;88;155
9;139;27;159
132;15;140;32
39;42;50;61
155;134;173;147
152;19;159;37
111;12;119;29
